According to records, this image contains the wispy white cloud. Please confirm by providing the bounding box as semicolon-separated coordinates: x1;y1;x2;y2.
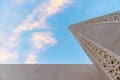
0;50;18;63
9;0;72;48
31;32;56;49
25;54;37;64
3;0;72;63
0;32;6;47
14;0;25;5
14;0;35;5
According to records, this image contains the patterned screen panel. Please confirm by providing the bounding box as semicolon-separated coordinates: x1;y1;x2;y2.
85;12;120;24
78;33;120;80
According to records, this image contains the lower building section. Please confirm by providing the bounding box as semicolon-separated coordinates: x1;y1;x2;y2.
0;64;105;80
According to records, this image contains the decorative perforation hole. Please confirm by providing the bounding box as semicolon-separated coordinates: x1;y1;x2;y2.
114;75;120;80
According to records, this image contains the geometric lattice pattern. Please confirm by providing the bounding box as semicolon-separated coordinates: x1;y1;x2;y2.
78;33;120;80
85;11;120;24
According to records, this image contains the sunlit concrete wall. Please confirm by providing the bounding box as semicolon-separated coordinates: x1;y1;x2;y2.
0;64;105;80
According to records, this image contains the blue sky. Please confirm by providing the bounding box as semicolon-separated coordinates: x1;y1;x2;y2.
0;0;120;64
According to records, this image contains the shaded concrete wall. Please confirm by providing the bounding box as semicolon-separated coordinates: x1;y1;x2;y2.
0;64;105;80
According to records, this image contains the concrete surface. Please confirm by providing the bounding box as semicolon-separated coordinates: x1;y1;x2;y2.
69;11;120;80
69;22;120;80
70;23;120;56
0;64;105;80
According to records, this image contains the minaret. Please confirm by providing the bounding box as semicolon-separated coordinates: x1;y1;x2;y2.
69;11;120;80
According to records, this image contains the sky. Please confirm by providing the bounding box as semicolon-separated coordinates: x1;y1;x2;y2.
0;0;120;64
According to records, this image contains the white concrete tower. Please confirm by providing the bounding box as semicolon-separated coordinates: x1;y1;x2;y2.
69;11;120;80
